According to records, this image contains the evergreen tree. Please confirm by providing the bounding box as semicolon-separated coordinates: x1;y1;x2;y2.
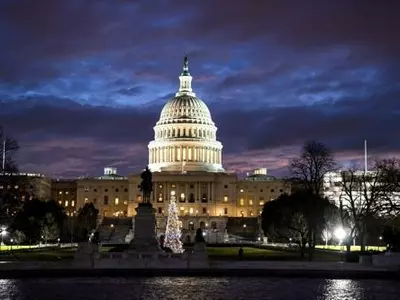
164;192;184;253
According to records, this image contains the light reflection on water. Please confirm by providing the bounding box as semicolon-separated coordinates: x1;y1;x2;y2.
0;277;399;300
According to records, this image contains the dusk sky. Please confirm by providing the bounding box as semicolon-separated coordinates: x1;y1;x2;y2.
0;0;399;178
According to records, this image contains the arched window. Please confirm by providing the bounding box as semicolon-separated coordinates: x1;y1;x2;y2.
199;221;205;229
211;221;217;230
189;221;195;231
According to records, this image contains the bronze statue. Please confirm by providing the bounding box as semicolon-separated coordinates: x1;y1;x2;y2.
140;166;153;204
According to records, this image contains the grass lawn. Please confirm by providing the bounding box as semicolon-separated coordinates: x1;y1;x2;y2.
0;245;345;262
316;245;386;252
0;247;76;261
0;245;40;251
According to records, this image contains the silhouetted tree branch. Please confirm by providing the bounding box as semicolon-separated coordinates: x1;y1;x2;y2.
0;126;19;173
290;140;336;196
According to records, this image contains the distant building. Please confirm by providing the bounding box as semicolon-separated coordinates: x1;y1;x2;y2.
0;172;51;201
323;170;400;207
51;179;77;216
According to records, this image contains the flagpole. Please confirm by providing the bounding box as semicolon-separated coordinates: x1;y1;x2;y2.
2;140;5;174
364;140;368;173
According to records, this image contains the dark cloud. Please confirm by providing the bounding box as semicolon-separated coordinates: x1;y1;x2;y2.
190;0;400;58
0;0;399;176
1;89;400;177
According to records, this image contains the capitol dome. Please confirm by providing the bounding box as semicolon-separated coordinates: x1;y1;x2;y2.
148;57;224;173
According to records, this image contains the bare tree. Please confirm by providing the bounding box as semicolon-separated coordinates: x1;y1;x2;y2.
289;141;336;259
378;158;400;212
0;126;19;173
337;161;398;251
290;140;336;196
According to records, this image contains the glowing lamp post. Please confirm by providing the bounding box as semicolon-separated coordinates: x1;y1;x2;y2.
0;227;7;246
334;227;347;250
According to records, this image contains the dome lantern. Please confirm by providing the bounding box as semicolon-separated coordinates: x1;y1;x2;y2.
176;56;195;97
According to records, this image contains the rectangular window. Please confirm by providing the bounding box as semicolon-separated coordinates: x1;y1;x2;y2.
240;198;244;206
71;201;75;207
84;197;88;203
65;200;69;207
104;195;109;205
259;201;264;206
223;195;228;202
201;193;208;203
224;185;228;188
158;207;162;214
188;193;195;203
115;197;119;205
202;207;207;214
249;199;253;205
224;208;228;215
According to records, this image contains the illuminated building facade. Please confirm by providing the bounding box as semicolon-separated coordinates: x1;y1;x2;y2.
4;58;290;243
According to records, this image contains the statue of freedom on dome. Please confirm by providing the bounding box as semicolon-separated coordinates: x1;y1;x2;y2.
140;166;153;204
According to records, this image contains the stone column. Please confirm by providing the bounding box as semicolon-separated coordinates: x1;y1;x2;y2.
185;183;189;203
163;182;167;203
197;182;201;201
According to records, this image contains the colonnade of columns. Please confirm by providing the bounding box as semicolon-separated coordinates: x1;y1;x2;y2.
149;145;222;165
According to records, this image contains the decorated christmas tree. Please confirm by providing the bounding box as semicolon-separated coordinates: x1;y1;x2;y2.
164;191;184;253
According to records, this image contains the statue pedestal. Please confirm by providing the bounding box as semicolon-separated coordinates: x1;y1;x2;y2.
128;203;161;253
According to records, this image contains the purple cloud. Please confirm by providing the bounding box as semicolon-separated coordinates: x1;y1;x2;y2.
0;0;399;177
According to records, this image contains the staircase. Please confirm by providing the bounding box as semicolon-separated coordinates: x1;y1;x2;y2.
97;217;132;244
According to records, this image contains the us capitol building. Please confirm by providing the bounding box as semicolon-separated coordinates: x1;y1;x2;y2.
3;57;290;243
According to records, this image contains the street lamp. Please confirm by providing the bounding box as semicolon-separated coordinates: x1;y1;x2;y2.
334;226;347;250
0;227;7;246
